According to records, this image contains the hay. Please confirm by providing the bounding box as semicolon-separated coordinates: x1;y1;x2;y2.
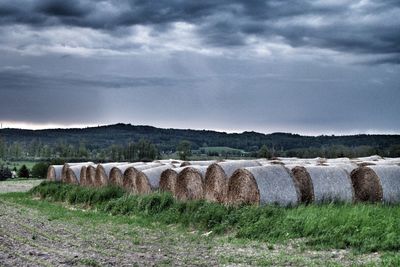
303;166;354;203
84;165;98;187
65;165;82;184
135;164;174;194
122;163;164;193
94;163;128;187
109;163;147;187
175;166;208;201
227;165;299;206
351;165;400;203
47;165;63;181
79;165;93;186
159;167;188;194
204;160;260;203
290;166;315;204
180;161;191;167
61;162;94;183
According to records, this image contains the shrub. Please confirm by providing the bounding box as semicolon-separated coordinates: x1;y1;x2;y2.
0;166;12;181
31;162;50;178
18;164;30;178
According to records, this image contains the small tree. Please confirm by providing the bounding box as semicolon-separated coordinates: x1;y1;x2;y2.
177;140;192;161
0;166;12;181
31;162;49;179
257;145;271;159
18;164;30;178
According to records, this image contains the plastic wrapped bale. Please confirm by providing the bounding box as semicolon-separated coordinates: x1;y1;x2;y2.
65;165;84;185
109;163;147;187
84;165;98;187
134;164;175;194
122;163;164;193
180;160;217;167
328;163;358;175
94;162;129;187
61;162;94;183
204;160;261;203
47;165;63;182
227;165;299;206
159;167;188;194
302;166;354;203
350;165;400;204
80;165;95;186
175;166;208;201
289;166;315;204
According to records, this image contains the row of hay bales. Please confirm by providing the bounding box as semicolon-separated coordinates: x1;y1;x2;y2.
47;156;400;206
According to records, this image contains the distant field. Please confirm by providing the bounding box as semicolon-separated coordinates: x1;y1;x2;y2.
0;160;38;170
199;146;245;154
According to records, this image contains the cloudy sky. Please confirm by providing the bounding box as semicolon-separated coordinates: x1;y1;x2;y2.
0;0;399;135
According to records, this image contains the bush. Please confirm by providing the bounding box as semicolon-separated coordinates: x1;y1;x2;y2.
31;162;50;178
17;165;30;178
0;166;12;181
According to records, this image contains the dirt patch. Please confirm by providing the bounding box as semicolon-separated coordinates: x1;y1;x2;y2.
0;179;43;194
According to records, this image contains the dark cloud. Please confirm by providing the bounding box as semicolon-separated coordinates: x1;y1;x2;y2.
0;0;399;63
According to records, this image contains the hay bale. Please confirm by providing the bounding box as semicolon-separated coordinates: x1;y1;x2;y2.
159;167;188;194
135;164;174;194
175;166;208;201
61;162;94;183
180;161;191;167
303;166;354;203
79;165;93;187
94;163;128;187
204;160;261;203
351;165;400;203
227;165;299;206
47;165;63;181
180;160;217;167
65;165;82;184
122;163;164;193
84;165;98;187
109;163;147;187
289;166;315;204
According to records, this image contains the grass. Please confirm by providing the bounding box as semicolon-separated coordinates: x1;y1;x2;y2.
28;182;400;256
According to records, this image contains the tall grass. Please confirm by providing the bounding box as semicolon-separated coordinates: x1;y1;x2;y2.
30;182;400;253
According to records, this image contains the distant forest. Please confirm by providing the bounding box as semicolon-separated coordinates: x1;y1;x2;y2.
0;123;400;162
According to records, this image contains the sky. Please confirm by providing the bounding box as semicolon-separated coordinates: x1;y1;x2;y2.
0;0;399;135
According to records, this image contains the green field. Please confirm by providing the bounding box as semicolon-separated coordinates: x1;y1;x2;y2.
1;180;400;266
0;160;38;170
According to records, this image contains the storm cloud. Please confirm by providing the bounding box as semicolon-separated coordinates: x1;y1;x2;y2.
0;0;399;134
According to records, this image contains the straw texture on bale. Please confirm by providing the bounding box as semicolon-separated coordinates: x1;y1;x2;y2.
84;165;97;187
122;163;164;193
227;165;299;206
65;165;83;184
204;160;261;203
290;166;314;204
79;165;93;186
159;167;188;194
175;166;208;201
47;165;63;181
135;164;174;194
180;161;191;167
61;162;93;183
94;163;127;187
303;166;354;203
351;165;400;203
109;163;147;187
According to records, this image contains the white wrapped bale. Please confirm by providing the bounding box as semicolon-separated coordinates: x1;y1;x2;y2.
109;163;147;187
47;165;63;182
94;162;128;187
227;165;299;206
135;164;175;194
175;166;208;201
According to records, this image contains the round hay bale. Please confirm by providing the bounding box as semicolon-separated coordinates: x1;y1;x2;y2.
79;165;94;187
94;163;128;187
351;165;400;203
135;164;174;194
227;165;299;206
180;161;191;167
159;166;188;194
175;166;208;201
65;165;83;185
303;166;354;203
122;163;164;193
61;162;94;183
290;166;314;204
204;160;261;203
47;165;63;181
84;165;98;187
109;163;147;187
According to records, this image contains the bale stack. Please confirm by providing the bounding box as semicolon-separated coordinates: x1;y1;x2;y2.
79;165;94;186
175;166;208;201
47;165;63;182
66;165;84;184
350;165;400;204
122;163;164;193
291;166;354;203
134;164;175;194
204;160;261;203
227;165;299;206
289;166;314;204
94;163;128;187
109;163;147;187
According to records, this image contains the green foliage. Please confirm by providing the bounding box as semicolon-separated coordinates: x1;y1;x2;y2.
17;164;30;178
257;145;271;159
177;140;192;160
31;162;49;178
0;166;12;181
30;182;400;254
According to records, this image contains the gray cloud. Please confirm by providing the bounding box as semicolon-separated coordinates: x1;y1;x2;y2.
0;0;399;63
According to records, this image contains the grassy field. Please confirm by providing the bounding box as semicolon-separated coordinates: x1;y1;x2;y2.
0;160;38;170
1;180;400;266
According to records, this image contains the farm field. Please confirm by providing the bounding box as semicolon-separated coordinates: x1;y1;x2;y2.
1;180;399;266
